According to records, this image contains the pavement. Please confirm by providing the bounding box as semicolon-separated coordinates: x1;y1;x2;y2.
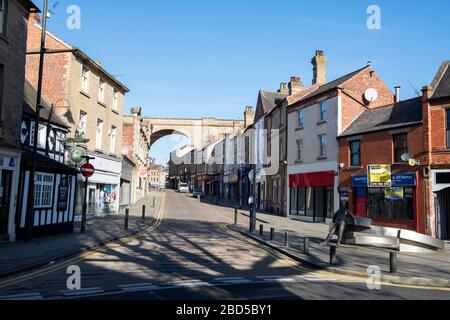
0;191;164;279
0;190;448;300
202;197;450;288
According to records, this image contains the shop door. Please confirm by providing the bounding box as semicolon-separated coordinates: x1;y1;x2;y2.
0;170;13;236
439;189;450;240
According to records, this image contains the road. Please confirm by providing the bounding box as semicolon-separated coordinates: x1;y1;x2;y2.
0;190;449;300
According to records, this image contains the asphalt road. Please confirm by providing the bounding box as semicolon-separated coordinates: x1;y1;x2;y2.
0;190;449;300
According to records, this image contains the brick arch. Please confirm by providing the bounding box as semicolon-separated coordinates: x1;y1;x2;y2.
149;128;192;147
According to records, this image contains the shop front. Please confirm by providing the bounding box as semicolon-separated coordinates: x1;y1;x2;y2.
432;170;450;240
351;173;418;231
289;171;335;222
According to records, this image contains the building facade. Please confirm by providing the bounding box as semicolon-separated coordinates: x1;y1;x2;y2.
25;14;129;216
0;0;38;242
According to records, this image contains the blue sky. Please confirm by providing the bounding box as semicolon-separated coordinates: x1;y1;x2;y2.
34;0;450;164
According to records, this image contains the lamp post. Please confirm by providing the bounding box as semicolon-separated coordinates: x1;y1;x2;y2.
24;0;48;242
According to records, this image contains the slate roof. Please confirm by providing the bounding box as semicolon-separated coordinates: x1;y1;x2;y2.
259;91;288;114
23;80;68;129
339;97;423;137
430;61;450;100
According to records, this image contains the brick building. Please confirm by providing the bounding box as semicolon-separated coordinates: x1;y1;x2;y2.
25;14;129;216
0;0;38;242
287;51;395;223
338;61;450;239
122;107;151;204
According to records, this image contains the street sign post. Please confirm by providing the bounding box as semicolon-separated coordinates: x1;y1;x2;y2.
80;158;95;233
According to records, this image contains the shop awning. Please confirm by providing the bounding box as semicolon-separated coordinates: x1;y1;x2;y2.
289;171;335;188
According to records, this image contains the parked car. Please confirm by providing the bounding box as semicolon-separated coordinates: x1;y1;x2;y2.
192;189;205;198
178;183;189;193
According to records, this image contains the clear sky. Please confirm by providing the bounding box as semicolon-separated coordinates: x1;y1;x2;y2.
34;0;450;165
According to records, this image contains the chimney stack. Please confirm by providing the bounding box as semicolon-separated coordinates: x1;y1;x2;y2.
311;50;328;85
244;106;255;128
277;83;289;95
395;86;401;103
288;76;304;95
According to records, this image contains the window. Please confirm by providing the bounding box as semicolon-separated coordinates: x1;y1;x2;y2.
112;89;119;111
98;79;106;103
96;119;103;150
350;140;361;167
34;173;54;208
320;101;328;122
110;126;117;154
393;133;408;163
319;134;328;157
0;0;6;34
79;111;87;133
37;124;47;149
447;110;450;149
298;110;304;128
81;66;89;93
296;140;303;161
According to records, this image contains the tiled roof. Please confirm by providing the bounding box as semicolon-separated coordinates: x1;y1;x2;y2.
259;91;288;114
339;97;423;137
430;61;450;100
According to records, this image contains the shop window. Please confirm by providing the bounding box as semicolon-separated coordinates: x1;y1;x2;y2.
305;187;314;217
368;187;414;220
350;140;361;166
34;173;54;208
393;133;408;163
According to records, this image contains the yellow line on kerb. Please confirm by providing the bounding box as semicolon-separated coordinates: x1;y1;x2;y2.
0;193;166;290
220;225;450;292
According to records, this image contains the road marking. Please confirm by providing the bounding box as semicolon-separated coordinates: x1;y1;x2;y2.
0;292;43;300
214;277;246;281
60;287;104;297
119;283;160;293
0;193;167;290
118;283;155;289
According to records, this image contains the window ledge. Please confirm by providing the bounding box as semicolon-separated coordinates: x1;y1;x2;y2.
317;156;327;161
295;127;304;131
295;160;304;164
317;120;327;126
80;91;91;99
112;109;120;115
95;149;104;154
98;101;107;108
346;166;363;170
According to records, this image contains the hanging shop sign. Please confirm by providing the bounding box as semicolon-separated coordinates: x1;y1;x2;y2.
385;187;404;200
69;147;87;165
368;165;392;187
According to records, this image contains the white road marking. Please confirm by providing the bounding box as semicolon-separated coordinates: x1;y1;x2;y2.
60;287;104;297
0;293;43;300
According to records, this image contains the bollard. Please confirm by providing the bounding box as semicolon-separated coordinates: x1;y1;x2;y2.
259;224;264;237
390;252;398;274
198;195;201;202
234;206;238;225
125;208;129;230
285;232;289;247
142;205;146;223
270;228;275;241
153;197;156;208
330;246;337;265
304;237;310;255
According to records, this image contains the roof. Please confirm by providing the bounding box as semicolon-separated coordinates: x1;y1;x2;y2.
19;0;40;12
294;65;371;104
260;91;288;113
23;80;69;128
339;97;423;137
430;61;450;100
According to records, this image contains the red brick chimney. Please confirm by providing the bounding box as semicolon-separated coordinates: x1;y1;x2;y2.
288;76;304;95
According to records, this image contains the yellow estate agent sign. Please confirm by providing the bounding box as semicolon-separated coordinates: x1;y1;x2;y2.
368;165;392;187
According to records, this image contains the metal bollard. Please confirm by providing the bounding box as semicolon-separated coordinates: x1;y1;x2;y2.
142;205;146;223
125;208;129;230
259;224;264;237
304;237;310;255
234;206;238;225
390;252;398;274
270;228;275;241
330;246;337;265
285;232;289;247
198;195;201;202
153;197;156;208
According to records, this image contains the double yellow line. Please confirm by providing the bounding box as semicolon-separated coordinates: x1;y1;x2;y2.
0;193;166;290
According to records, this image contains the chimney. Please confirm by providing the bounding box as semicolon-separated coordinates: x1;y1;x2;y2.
395;86;401;103
244;106;255;128
311;50;328;85
131;107;142;115
288;76;304;95
277;83;289;95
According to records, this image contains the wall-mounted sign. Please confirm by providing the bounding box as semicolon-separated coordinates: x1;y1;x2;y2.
385;187;404;200
57;177;69;211
69;147;87;165
353;174;416;188
368;165;392;187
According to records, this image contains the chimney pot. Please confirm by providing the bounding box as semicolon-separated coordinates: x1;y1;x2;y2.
395;86;401;103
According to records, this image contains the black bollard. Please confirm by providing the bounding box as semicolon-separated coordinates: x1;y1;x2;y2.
330;246;337;265
285;232;289;247
125;208;129;230
142;205;146;223
304;237;310;255
270;228;275;241
234;206;238;225
390;252;398;274
259;224;264;237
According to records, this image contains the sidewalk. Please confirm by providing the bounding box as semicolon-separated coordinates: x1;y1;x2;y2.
0;192;164;279
205;198;450;288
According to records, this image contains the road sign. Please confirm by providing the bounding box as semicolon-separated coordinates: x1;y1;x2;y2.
368;165;391;187
80;163;95;178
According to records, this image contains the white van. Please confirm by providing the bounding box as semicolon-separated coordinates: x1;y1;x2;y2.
178;183;189;193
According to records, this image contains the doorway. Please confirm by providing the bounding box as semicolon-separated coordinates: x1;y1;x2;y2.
437;188;450;240
0;170;13;237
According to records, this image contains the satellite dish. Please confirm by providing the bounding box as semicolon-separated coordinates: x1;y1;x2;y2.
364;88;379;103
401;153;414;162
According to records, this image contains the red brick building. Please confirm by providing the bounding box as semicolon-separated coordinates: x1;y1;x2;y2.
338;61;450;239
